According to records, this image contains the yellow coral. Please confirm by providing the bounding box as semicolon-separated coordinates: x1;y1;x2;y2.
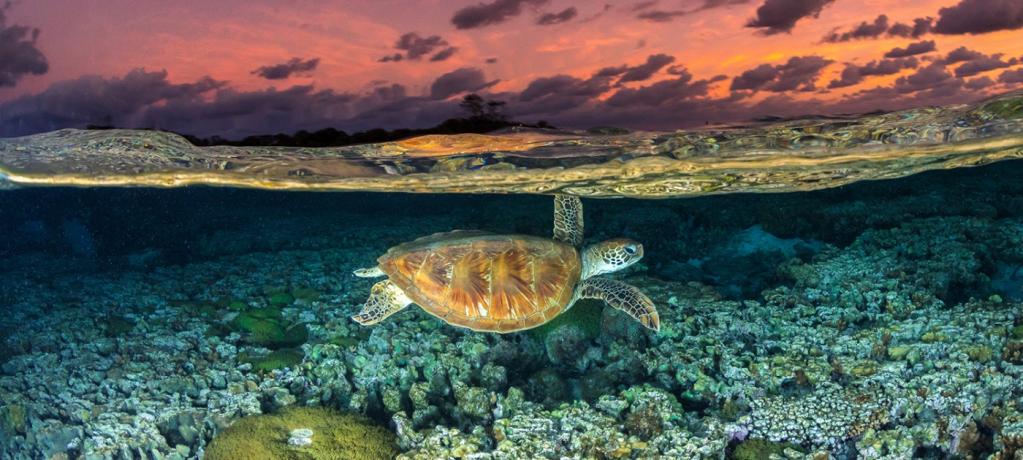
204;406;399;460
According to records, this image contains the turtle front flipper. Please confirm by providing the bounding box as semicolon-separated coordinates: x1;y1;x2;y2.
352;280;412;326
578;278;659;332
553;194;584;246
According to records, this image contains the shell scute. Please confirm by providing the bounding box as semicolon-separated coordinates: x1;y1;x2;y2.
378;232;581;332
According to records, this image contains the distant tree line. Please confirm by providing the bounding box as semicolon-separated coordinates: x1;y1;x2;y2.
87;94;553;147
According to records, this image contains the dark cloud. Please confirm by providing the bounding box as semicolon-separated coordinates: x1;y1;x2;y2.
731;55;833;92
731;65;778;91
380;32;455;62
636;9;686;22
537;7;577;25
746;0;835;35
433;61;996;129
939;46;1015;77
699;0;751;8
579;3;614;22
143;81;451;139
883;40;936;59
0;5;49;87
887;17;933;37
397;33;447;59
3;59;1004;140
594;65;629;77
828;57;919;89
512;74;614;116
251;57;319;80
429;47;458;62
606;70;713;107
429;67;499;100
824;15;933;42
666;64;690;75
0;69;225;135
954;54;1012;77
964;76;995;90
618;54;675;83
505;67;728;128
451;0;548;29
998;68;1023;83
635;0;748;22
519;75;610;102
823;14;889;42
932;0;1023;35
0;67;492;138
589;54;676;88
944;46;986;63
894;61;954;93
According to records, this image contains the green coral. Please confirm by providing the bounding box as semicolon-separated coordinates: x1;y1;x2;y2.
204;406;399;460
185;303;218;317
231;307;308;349
269;292;295;307
242;349;305;372
964;345;993;362
887;345;911;360
0;404;27;435
731;438;799;460
330;336;361;349
292;287;322;302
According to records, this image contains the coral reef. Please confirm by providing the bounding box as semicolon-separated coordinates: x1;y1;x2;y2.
1;162;1023;458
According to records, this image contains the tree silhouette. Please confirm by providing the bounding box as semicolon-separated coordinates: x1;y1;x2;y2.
114;93;550;147
459;94;486;118
459;93;507;122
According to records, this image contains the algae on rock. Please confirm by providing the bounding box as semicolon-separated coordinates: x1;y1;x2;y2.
204;406;398;460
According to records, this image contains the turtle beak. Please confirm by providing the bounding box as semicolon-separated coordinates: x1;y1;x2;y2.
642;311;659;332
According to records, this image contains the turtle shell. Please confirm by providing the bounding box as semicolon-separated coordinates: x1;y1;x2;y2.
378;231;582;333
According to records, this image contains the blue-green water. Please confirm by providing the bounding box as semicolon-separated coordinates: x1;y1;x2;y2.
1;160;1023;459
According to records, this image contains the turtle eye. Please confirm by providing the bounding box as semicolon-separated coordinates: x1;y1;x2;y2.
624;245;637;255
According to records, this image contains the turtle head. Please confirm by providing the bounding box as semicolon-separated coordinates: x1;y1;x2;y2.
581;238;644;279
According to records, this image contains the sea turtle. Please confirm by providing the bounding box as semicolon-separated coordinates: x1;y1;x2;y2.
350;195;659;333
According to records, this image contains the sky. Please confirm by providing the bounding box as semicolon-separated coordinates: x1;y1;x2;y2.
1;0;1022;138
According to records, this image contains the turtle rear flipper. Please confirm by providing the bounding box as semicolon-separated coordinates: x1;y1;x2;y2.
352;280;412;325
553;194;583;246
578;277;659;332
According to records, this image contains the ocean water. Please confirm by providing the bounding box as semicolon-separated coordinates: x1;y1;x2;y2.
1;155;1023;459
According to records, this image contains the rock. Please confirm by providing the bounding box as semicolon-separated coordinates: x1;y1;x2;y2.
0;404;27;435
287;428;314;446
543;324;593;372
480;363;507;391
268;387;297;410
453;381;493;422
524;369;568;407
31;419;83;459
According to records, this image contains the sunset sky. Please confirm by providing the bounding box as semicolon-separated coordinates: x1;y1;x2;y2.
1;0;1022;137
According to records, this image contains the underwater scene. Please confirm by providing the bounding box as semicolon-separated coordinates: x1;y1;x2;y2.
3;1;1023;459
